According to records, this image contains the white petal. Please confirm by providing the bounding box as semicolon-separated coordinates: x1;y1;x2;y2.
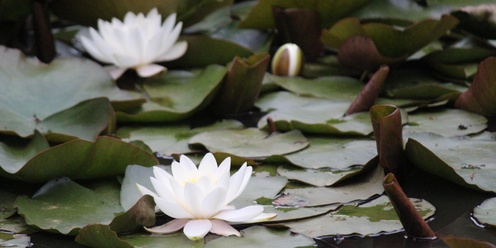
155;197;192;219
210;219;240;237
213;205;264;223
136;183;158;198
142;32;163;62
246;212;278;223
112;52;138;68
144;219;188;234
104;66;127;80
183;219;212;241
183;183;205;218
201;187;227;218
136;64;166;78
198;153;218;177
156;41;188;62
225;164;252;204
157;21;183;56
172;155;198;182
161;13;177;37
150;177;174;200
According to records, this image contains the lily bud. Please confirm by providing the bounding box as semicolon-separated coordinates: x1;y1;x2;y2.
271;43;304;77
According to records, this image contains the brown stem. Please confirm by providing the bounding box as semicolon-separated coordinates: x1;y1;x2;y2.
383;173;435;239
267;116;277;135
32;0;55;63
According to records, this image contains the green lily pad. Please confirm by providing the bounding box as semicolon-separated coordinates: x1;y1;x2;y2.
473;197;496;227
256;91;373;135
269;74;363;101
116;65;227;122
281;137;377;170
121;232;202;248
205;226;315;248
274;164;384;207
277;166;361;187
109;195;156;234
233;173;288;208
165;36;253;68
0;190;17;220
116;120;244;156
0;136;158;183
76;224;133;248
0;46;140;140
424;48;496;81
189;128;309;159
238;0;369;29
15;178;124;235
404;109;487;137
405;132;496;192
284;195;436;238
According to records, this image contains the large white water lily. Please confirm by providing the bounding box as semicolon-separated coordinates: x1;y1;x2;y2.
137;153;276;241
78;8;187;79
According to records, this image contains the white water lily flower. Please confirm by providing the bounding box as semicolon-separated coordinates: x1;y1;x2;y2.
137;153;276;241
78;8;187;79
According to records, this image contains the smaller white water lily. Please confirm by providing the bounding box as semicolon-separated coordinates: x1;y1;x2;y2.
137;153;276;241
78;8;187;79
271;43;304;77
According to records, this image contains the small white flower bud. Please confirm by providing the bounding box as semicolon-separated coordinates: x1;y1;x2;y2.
271;43;304;77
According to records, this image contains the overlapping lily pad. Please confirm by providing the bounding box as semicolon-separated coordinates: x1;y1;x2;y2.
188;128;309;159
116;120;244;156
284;195;436;238
403;109;487;137
0;135;158;183
15;178;124;235
0;46;141;140
256;91;373;135
473;197;496;227
405;132;496;192
274;164;384;207
116;65;227;122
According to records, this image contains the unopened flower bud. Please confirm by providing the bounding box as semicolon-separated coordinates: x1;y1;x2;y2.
271;43;304;77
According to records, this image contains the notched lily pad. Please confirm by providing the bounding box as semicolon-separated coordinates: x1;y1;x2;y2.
188;128;309;159
284;195;435;238
15;178;124;235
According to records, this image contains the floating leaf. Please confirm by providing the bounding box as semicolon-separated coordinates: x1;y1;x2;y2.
233;173;288;208
116;65;227;122
256;92;373;135
455;57;496;116
238;0;369;29
0;136;158;183
280;137;377;170
0;46;140;139
116;120;243;156
404;109;487;137
189;128;309;159
0;191;17;220
424;48;496;81
121;232;202;248
284;195;435;238
277;166;361;187
274;164;384;207
15;178;123;235
204;226;315;248
75;224;133;248
405;132;496;192
473;197;496;227
322;15;459;69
